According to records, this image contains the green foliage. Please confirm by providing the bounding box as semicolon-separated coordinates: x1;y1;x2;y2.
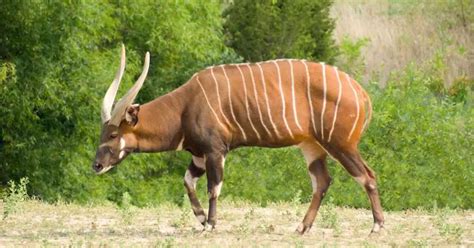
223;0;338;62
318;199;340;231
0;1;234;204
0;1;472;211
117;192;137;225
2;177;29;220
337;36;370;77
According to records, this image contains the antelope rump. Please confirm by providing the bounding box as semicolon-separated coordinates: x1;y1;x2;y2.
93;45;384;234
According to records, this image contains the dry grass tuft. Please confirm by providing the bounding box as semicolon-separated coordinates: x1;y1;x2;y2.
0;199;473;246
332;0;473;86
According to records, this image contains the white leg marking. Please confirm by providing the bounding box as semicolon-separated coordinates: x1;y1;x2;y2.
289;60;303;131
328;67;343;143
192;155;207;170
176;136;185;151
213;181;223;198
299;141;325;194
298;141;325;164
246;64;272;137
237;65;261;140
320;63;327;140
257;63;281;138
184;169;198;189
221;65;247;141
302;61;318;136
309;173;318;194
345;73;360;141
272;61;294;139
197;214;206;224
209;157;225;199
210;67;233;127
196;77;227;130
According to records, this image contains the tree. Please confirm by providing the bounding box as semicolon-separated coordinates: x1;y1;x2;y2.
223;0;338;63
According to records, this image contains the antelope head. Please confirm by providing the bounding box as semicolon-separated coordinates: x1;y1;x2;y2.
93;45;150;174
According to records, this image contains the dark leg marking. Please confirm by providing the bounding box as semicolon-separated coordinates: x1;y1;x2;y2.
184;156;207;225
296;156;332;234
205;152;225;229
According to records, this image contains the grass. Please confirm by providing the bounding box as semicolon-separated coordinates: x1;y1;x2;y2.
0;199;472;247
332;0;473;86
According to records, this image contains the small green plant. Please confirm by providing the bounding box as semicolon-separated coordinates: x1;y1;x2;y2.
319;199;340;231
337;35;370;77
2;177;29;220
407;239;429;247
244;207;255;220
117;192;137;225
434;208;463;242
171;194;190;229
291;190;303;206
154;237;175;248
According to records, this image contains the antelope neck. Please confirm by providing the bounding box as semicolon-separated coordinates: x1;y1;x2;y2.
132;89;186;153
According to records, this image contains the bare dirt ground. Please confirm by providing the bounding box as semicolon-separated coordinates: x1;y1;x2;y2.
0;200;472;247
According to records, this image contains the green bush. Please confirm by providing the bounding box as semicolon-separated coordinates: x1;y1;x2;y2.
0;2;471;211
222;65;473;210
0;1;234;204
223;0;338;62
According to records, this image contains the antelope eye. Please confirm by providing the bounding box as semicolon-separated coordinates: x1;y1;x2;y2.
109;133;118;139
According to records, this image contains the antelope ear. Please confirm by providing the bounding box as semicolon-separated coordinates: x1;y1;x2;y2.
125;104;140;126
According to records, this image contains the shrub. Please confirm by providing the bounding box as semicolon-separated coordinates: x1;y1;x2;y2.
223;0;338;62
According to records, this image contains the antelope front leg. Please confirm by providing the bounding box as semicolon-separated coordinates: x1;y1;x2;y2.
184;156;207;226
204;152;225;230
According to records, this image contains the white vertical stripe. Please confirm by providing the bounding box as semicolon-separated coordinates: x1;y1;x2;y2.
272;61;294;138
257;63;281;138
302;61;318;136
246;64;272;137
320;63;327;140
328;67;343;143
345;73;360;141
289;60;303;131
221;65;247;141
210;67;232;128
196;76;227;130
237;65;261;140
361;91;371;132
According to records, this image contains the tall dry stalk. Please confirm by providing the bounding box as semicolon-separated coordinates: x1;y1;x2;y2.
332;0;473;86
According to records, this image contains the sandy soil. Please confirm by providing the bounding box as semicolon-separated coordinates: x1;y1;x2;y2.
0;200;472;247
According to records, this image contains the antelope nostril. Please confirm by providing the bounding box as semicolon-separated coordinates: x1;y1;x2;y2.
93;163;103;172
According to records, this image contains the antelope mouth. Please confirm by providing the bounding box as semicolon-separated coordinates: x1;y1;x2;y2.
93;163;115;175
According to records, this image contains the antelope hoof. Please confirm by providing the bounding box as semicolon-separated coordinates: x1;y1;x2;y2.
369;223;385;236
202;222;215;232
196;214;207;226
295;223;311;235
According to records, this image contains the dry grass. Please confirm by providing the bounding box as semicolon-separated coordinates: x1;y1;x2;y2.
332;0;473;86
0;199;472;247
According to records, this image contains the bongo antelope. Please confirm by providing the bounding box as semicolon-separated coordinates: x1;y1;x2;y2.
93;45;384;234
